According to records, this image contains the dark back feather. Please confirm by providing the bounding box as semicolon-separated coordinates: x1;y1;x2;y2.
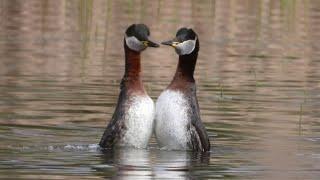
187;85;210;152
99;81;128;148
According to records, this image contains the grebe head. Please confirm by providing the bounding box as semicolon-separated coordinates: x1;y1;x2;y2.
125;24;159;52
161;28;198;55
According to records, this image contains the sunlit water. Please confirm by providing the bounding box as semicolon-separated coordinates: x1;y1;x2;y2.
0;0;320;179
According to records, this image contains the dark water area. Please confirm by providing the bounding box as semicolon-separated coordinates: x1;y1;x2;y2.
0;0;319;179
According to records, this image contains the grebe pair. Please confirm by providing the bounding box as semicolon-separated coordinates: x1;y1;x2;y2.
99;24;210;152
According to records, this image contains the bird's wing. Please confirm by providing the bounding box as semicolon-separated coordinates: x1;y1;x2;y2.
187;86;210;152
99;85;127;148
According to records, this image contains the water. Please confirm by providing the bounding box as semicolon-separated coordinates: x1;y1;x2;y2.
0;0;320;179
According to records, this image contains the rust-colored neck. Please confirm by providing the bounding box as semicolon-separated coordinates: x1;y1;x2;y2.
122;41;145;95
169;40;199;90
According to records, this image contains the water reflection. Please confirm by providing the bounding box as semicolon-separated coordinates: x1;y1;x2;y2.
99;148;152;179
153;151;192;179
98;148;210;179
154;150;210;179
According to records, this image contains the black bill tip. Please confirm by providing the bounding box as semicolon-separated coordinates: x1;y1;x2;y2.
147;40;159;47
161;40;173;46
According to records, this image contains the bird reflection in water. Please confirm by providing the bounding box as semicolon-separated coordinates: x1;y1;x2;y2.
98;148;210;179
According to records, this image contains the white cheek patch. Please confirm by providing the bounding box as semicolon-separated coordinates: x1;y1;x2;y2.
175;38;196;55
125;36;146;52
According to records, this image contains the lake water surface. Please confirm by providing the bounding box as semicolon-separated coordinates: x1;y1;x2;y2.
0;0;320;179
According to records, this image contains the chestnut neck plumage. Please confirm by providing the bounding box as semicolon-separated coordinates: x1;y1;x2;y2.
168;40;199;91
122;40;145;95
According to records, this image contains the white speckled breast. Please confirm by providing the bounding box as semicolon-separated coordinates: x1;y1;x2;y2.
155;90;191;150
121;95;155;148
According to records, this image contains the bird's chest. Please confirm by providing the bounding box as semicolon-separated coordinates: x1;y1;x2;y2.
155;90;191;148
156;90;190;125
122;96;155;147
